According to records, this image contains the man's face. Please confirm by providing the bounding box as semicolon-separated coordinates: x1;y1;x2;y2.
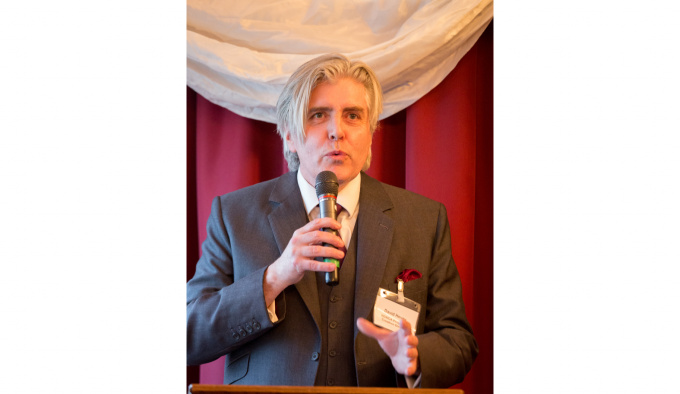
287;77;372;191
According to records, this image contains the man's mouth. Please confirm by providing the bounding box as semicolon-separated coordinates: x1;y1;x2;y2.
327;150;347;159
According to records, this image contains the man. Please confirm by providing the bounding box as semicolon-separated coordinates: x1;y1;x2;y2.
187;54;478;387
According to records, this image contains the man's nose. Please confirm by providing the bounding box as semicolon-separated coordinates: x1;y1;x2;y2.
328;115;345;140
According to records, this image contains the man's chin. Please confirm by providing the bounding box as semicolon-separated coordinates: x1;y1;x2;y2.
334;170;362;186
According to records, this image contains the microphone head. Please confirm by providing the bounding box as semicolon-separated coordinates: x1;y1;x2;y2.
315;171;339;198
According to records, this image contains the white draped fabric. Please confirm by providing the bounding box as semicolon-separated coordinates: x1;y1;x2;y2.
187;0;493;123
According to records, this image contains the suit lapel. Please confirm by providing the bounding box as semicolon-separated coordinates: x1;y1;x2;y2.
354;173;394;324
267;171;322;328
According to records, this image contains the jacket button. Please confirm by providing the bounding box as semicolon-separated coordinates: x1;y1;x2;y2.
252;319;261;330
245;323;253;333
238;328;247;337
311;352;320;361
231;330;239;340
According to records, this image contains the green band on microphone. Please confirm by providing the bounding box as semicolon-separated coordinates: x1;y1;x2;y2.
324;257;340;268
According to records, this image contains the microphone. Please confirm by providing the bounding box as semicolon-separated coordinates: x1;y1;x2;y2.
315;171;340;286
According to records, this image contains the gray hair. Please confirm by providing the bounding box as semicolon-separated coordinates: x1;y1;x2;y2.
276;53;383;171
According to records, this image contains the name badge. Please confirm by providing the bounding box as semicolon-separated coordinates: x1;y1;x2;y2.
373;280;421;335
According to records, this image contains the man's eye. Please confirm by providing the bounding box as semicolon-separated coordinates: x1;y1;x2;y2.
312;113;324;119
348;113;358;120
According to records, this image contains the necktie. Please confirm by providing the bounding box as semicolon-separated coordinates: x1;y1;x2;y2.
335;204;347;267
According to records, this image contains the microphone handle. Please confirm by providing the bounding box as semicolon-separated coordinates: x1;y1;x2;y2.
322;228;340;286
318;197;340;286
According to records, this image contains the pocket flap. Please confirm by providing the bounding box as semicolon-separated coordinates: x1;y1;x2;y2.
225;352;250;384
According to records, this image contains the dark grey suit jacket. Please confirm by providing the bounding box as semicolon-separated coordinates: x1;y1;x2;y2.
187;171;477;387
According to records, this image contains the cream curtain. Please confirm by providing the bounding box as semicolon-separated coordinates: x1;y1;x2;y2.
187;0;493;123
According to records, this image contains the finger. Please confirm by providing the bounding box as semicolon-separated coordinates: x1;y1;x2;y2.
295;259;337;273
399;319;416;341
405;361;419;377
405;334;419;348
304;217;342;232
398;319;418;348
356;317;390;340
300;244;345;261
406;347;418;359
297;229;345;250
399;318;412;334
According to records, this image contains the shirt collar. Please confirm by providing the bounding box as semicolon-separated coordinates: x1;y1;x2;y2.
296;170;361;218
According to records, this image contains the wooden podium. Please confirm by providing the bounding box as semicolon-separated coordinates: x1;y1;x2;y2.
188;385;463;394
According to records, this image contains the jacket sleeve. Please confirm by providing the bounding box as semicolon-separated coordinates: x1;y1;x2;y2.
186;196;285;366
417;203;478;387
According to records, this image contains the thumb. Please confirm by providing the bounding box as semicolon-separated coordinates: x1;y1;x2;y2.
356;317;390;340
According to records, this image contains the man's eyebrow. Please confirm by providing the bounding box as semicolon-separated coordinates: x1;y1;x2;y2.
307;106;367;115
307;106;331;115
343;106;366;113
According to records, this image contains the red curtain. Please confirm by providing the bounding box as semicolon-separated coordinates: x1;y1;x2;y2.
187;21;493;394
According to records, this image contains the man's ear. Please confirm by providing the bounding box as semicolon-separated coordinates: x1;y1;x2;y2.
285;131;297;153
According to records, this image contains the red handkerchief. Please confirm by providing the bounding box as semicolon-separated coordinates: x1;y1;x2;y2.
396;269;422;283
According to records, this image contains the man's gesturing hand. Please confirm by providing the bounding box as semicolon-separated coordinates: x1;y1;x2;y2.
263;217;345;306
356;317;420;377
